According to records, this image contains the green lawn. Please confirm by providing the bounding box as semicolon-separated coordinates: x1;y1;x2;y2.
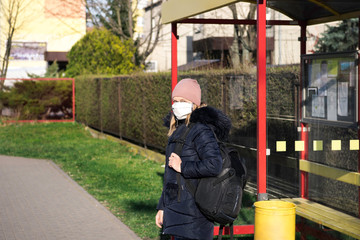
0;122;255;240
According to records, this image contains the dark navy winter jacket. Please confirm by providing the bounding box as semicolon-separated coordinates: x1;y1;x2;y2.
157;106;231;240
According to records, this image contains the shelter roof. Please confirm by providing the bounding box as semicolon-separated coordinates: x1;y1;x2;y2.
162;0;360;25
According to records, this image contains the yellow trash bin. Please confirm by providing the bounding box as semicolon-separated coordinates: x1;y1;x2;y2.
254;200;296;240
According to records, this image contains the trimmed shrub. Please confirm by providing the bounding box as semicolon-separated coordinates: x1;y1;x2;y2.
66;28;137;77
1;80;73;120
76;72;171;150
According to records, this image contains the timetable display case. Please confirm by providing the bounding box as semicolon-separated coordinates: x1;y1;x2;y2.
301;51;359;128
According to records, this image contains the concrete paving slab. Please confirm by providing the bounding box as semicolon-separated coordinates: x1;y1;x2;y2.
0;155;142;240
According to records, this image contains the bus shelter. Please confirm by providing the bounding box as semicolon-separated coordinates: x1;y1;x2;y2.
161;0;360;239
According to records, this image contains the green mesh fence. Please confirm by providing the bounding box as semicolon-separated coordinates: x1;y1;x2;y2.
75;66;359;217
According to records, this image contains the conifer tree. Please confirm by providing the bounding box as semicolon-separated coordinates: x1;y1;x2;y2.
314;18;359;53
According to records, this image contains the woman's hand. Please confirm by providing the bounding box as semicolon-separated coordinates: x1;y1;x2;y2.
155;210;164;228
168;152;182;172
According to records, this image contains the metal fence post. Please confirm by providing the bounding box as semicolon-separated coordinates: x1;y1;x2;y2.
118;78;122;139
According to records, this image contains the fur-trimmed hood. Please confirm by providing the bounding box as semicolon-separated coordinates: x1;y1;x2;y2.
164;106;232;141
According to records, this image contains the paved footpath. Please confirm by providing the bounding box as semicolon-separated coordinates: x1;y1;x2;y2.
0;155;142;240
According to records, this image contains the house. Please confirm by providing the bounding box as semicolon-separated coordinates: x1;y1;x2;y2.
141;1;338;71
0;0;86;78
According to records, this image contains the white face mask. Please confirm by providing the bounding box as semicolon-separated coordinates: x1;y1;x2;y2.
172;102;193;120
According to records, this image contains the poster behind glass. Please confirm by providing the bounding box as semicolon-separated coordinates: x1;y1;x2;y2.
302;51;358;128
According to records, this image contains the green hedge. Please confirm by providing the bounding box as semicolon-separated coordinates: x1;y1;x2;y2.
76;72;171;150
75;67;299;151
75;67;300;210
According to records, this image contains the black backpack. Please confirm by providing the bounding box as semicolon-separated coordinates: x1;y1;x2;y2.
174;124;247;240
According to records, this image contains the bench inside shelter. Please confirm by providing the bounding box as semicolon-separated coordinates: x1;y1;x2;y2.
283;197;360;240
213;147;360;239
282;159;360;239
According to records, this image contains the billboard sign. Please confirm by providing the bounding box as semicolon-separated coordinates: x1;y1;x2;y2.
9;42;47;61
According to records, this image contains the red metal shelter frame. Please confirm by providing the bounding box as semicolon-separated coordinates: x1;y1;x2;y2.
171;0;289;203
169;0;360;236
299;22;309;199
1;78;75;123
358;18;360;218
169;1;268;235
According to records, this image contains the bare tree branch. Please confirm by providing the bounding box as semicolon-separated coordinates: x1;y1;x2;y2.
142;9;161;63
83;0;163;65
228;4;241;68
1;0;27;89
127;0;133;39
228;3;257;67
114;5;125;37
137;0;163;66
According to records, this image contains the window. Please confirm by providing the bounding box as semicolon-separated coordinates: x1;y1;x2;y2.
145;61;157;72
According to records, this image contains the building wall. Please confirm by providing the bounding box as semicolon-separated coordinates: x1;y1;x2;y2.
142;0;193;72
144;22;193;72
141;1;340;71
134;0;148;39
272;11;339;65
0;0;86;78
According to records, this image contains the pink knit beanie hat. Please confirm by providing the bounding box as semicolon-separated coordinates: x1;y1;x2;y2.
172;78;201;106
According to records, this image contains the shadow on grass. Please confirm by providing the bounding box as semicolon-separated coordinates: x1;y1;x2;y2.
157;172;164;184
242;192;256;208
126;200;158;214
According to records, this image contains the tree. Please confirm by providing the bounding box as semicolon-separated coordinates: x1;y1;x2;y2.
0;0;28;90
228;3;257;68
65;28;137;77
28;61;64;78
85;0;161;67
87;0;133;38
314;18;359;53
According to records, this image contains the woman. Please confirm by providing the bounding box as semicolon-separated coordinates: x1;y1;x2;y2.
155;78;232;240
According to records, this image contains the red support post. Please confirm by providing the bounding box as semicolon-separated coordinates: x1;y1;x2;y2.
72;78;76;122
171;22;178;94
256;0;268;201
358;17;360;217
299;22;309;199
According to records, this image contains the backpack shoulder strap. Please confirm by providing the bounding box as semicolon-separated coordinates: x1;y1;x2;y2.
217;223;234;240
230;222;234;240
208;125;220;143
218;225;224;240
173;123;194;155
173;123;194;202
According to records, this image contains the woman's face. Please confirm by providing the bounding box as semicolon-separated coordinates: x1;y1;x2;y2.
173;97;192;103
172;96;196;120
